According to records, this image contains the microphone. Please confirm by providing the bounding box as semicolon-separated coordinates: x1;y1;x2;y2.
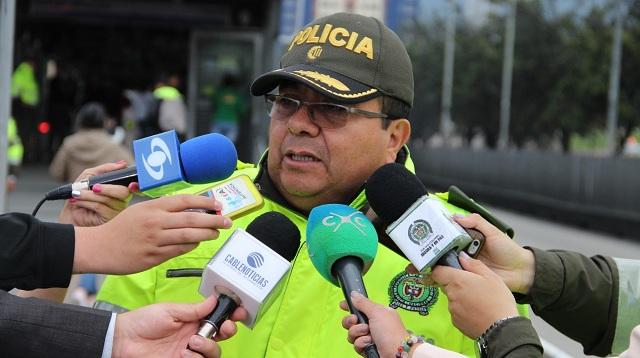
196;212;300;338
307;204;380;358
365;163;474;272
44;130;238;200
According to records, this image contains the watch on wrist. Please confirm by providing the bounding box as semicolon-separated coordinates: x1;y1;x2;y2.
475;316;519;358
475;335;488;358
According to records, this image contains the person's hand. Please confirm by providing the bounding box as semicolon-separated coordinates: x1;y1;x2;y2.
453;213;535;294
113;295;248;358
340;292;409;358
430;252;519;338
58;161;133;227
73;194;232;274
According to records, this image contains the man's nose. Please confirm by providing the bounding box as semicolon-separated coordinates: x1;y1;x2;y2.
286;103;320;136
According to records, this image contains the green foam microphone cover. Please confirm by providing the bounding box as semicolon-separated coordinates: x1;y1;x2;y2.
306;204;378;286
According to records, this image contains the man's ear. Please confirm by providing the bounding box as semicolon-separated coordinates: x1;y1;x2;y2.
385;118;411;162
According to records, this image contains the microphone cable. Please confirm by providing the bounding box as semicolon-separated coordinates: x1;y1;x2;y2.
32;196;47;217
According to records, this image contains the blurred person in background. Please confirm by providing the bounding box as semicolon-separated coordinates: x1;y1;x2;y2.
49;102;134;182
342;214;640;358
49;102;134;306
210;73;246;143
11;55;40;164
151;73;187;140
6;117;24;193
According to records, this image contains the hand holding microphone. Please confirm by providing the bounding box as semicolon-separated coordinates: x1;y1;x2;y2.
57;161;134;227
365;163;482;272
43;131;238;201
196;212;301;339
307;204;380;358
430;251;520;339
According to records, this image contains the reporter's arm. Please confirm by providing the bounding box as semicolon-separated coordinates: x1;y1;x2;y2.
0;213;74;291
73;194;230;275
0;290;111;357
454;214;620;356
1;290;245;358
518;248;618;356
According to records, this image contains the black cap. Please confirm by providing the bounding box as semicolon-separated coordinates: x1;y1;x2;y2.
365;163;427;223
246;212;301;262
251;12;414;107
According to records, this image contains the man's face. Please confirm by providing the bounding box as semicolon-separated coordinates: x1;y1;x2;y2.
267;83;400;212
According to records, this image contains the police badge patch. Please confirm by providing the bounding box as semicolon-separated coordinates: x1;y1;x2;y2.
388;271;438;316
408;219;432;245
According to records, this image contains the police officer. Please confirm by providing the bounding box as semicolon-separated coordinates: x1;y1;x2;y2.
96;13;528;357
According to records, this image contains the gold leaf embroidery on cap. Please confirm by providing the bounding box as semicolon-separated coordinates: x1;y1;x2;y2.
307;46;323;60
289;72;378;98
293;70;350;91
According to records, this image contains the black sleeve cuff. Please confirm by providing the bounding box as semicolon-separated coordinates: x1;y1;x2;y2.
38;221;75;288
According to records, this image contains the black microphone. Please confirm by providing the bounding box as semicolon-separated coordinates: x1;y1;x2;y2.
44;131;237;200
366;163;480;272
195;212;300;339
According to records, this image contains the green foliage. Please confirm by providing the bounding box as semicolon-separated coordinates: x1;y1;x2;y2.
570;130;608;152
405;0;638;154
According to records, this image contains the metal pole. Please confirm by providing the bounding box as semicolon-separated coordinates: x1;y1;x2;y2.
0;0;16;213
498;0;516;150
605;0;625;156
440;0;456;141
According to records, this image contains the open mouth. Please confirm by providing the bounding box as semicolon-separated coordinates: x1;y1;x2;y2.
286;153;321;162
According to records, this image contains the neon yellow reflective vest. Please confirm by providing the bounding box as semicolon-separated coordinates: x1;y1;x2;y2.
153;85;182;100
7;117;23;166
96;149;528;358
11;62;39;106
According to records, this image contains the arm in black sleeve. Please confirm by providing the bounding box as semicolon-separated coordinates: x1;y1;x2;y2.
516;248;618;356
0;290;112;357
0;213;75;291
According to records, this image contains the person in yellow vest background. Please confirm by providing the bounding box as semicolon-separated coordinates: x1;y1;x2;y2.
11;58;40;164
154;73;187;141
6;117;24;193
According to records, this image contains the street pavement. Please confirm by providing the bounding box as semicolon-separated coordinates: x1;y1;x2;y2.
7;165;65;221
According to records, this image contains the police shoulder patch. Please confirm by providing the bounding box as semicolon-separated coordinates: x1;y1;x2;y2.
388;271;438;316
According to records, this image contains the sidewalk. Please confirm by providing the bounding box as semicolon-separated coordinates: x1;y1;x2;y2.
6;165;65;221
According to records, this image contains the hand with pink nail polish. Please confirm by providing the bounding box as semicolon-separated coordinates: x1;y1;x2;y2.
58;162;133;227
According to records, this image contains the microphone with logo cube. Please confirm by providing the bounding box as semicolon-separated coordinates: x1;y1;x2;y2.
43;130;238;201
196;212;301;339
365;163;485;273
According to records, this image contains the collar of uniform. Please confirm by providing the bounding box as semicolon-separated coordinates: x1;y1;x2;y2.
253;146;409;218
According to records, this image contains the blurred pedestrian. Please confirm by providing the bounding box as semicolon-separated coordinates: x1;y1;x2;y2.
49;102;134;182
6;117;24;193
11;57;40;163
152;73;187;140
49;102;134;305
210;74;245;143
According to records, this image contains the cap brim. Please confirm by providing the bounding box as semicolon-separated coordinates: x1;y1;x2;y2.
250;64;379;104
